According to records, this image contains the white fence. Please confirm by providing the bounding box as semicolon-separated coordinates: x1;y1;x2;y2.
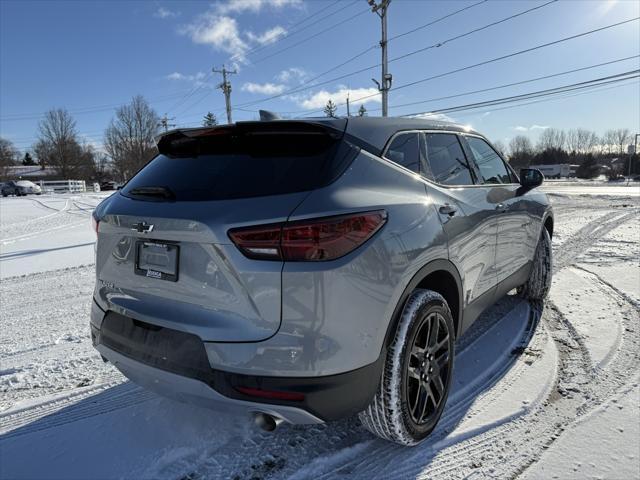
38;180;86;193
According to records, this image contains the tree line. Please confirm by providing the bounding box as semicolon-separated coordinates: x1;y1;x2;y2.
502;127;636;179
0;99;636;182
0;96;224;182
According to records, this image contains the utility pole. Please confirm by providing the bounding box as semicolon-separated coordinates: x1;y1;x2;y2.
346;91;351;117
213;65;237;124
158;114;175;132
369;0;392;117
630;133;639;185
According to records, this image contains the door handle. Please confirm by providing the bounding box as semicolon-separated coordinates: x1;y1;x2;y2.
439;204;457;216
495;203;507;212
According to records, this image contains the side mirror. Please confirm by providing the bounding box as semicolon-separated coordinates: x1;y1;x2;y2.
519;168;544;189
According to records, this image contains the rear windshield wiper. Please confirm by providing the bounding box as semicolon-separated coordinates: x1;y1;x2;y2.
127;186;176;200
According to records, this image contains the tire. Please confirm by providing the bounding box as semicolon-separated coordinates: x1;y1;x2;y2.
520;227;552;301
359;289;455;446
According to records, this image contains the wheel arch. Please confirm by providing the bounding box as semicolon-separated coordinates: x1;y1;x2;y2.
382;259;463;353
543;213;554;238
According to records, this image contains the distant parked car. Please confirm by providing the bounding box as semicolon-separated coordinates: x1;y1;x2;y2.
100;181;120;191
1;180;42;197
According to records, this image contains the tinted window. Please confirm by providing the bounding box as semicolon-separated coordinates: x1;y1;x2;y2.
384;133;420;173
122;130;345;201
422;133;474;185
466;137;512;184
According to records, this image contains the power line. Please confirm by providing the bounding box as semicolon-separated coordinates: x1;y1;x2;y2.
0;90;202;122
450;79;639;118
240;0;356;60
388;0;559;65
362;55;639;114
399;70;639;117
232;0;567;110
236;0;489;110
388;0;488;42
164;72;214;116
250;7;371;65
294;17;640;116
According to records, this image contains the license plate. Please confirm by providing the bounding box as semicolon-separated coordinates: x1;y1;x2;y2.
135;241;179;282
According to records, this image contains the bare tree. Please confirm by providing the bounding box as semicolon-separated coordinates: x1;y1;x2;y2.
536;128;566;152
0;137;18;179
602;129;617;154
104;96;160;181
575;129;598;154
508;135;534;169
613;128;631;155
492;140;506;157
34;108;86;177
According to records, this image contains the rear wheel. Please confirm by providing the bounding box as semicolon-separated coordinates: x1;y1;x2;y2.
359;289;455;445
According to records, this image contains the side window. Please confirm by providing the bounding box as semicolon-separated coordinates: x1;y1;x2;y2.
384;133;420;174
422;133;475;185
466;136;512;184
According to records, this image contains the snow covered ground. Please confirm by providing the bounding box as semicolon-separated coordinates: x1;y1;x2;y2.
0;185;638;480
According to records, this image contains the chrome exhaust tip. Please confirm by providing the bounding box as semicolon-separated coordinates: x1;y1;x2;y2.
254;412;283;432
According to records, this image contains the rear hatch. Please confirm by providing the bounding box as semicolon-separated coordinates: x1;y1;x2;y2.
94;120;352;342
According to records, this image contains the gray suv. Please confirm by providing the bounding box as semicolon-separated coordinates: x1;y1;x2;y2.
90;117;552;445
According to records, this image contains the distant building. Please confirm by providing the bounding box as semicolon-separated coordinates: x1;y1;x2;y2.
529;164;576;179
5;165;59;180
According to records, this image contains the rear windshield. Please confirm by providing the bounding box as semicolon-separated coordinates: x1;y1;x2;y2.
122;127;349;201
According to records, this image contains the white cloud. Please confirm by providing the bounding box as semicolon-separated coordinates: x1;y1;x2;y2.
166;71;206;82
154;7;179;19
246;26;286;45
294;87;381;110
410;112;457;123
242;82;286;95
276;67;308;83
512;124;550;132
215;0;302;14
180;14;249;59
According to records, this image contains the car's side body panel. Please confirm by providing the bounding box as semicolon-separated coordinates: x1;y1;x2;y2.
205;150;448;376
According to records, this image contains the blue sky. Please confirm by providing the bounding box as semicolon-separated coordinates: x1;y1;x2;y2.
1;0;638;154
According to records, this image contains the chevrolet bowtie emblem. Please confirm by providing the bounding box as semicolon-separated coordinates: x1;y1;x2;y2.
131;221;154;233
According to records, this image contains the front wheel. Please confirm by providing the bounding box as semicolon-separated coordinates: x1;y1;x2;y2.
520;228;552;301
359;289;455;446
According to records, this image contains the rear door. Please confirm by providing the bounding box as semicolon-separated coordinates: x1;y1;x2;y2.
94;122;351;342
419;132;499;326
462;135;535;285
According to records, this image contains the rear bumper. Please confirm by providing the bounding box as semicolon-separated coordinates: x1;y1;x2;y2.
90;312;384;423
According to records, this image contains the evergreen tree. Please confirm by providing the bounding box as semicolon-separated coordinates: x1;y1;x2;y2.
22;152;35;166
357;105;367;117
203;112;218;127
323;100;337;118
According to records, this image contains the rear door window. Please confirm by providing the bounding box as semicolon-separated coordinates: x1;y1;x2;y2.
465;136;513;184
421;133;475;185
122;126;347;201
384;132;420;174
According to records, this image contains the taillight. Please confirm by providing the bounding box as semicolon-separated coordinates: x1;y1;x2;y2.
91;214;100;235
228;210;387;262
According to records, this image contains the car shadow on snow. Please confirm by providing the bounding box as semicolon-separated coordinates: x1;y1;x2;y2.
0;294;541;480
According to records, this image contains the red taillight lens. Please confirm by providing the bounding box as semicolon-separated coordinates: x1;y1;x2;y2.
228;210;387;262
235;386;305;402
